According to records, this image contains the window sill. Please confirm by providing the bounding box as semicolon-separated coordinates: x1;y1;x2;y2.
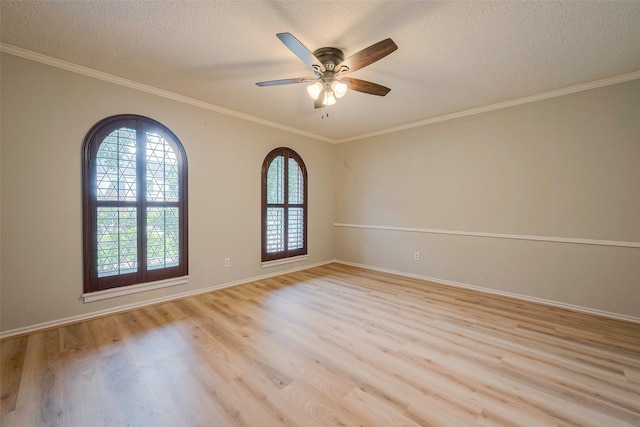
261;255;308;269
82;275;189;303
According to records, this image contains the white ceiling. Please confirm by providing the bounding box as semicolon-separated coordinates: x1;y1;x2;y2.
2;1;639;142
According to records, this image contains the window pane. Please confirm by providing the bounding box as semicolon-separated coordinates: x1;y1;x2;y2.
288;158;304;204
146;132;179;202
261;147;306;263
267;156;284;204
97;207;138;277
147;207;180;270
96;127;137;201
288;207;304;250
266;207;285;253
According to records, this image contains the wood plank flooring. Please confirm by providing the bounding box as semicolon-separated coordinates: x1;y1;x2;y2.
2;263;640;426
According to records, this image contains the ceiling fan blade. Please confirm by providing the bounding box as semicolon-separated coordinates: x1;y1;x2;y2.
314;96;324;109
276;33;325;73
337;38;398;74
343;78;391;96
255;77;311;87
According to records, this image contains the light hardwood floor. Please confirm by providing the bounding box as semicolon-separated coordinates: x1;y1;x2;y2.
2;263;640;426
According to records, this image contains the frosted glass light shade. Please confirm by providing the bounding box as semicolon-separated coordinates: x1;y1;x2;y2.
306;82;323;100
322;90;336;105
331;80;348;98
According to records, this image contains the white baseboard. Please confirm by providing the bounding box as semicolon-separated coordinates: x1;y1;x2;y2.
0;259;334;340
4;258;637;339
333;260;640;324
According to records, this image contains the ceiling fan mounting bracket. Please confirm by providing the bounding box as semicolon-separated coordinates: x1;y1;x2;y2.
312;47;344;72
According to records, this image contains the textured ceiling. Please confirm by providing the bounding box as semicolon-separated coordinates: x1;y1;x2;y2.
2;1;640;142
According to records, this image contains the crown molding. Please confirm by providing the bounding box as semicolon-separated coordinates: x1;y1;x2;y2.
335;70;640;144
0;43;334;144
2;43;638;145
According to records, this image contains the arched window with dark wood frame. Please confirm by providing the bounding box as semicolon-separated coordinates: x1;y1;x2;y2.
261;147;308;262
82;114;188;293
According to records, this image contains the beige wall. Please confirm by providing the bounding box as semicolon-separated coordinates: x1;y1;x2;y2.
0;53;336;333
2;51;639;334
335;79;640;318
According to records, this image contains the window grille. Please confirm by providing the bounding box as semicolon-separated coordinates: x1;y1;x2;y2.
83;115;188;293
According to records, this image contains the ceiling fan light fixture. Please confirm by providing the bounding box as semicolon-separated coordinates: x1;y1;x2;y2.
322;89;336;106
306;81;323;100
331;80;348;98
257;33;397;108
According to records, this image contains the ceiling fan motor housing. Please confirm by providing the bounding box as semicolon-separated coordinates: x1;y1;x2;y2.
313;47;345;72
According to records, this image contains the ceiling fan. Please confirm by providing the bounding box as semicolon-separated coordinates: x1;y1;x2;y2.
256;33;398;108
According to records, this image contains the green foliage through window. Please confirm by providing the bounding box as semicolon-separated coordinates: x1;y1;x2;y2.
83;115;188;292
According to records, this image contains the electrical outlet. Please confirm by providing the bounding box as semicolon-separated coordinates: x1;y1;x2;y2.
224;258;230;268
413;252;420;261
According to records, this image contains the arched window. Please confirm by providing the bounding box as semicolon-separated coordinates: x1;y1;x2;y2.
82;115;188;293
261;147;307;262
